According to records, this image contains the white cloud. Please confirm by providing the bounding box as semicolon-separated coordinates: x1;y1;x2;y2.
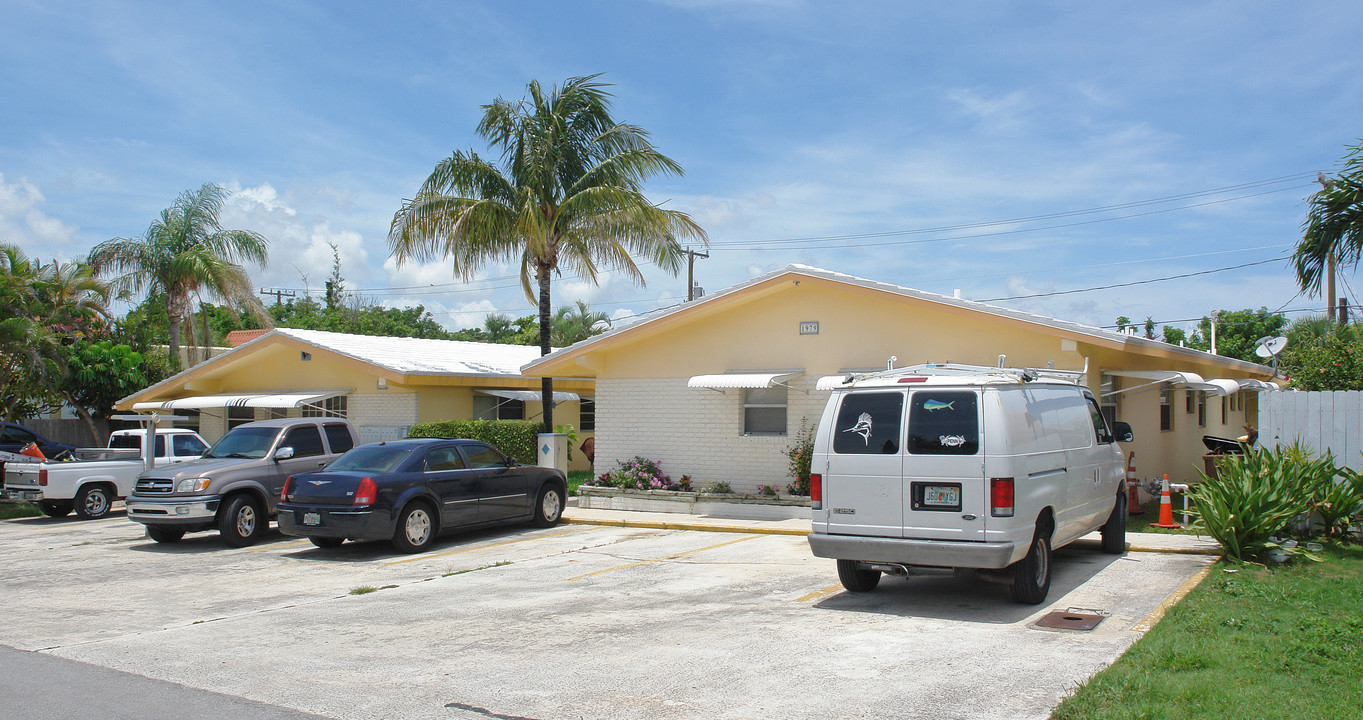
0;174;80;258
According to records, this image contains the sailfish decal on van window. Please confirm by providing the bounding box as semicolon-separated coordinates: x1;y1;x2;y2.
843;412;873;445
922;399;955;411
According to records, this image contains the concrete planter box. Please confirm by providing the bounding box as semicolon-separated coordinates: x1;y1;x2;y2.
578;486;812;520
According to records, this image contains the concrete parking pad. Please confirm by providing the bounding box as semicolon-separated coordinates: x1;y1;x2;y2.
1;512;1215;720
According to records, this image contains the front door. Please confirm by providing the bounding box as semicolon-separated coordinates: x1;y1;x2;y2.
459;443;529;523
824;391;906;537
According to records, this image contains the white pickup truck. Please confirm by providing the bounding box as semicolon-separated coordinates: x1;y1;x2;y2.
2;428;208;519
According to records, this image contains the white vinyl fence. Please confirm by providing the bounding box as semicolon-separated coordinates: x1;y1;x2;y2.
1260;390;1363;472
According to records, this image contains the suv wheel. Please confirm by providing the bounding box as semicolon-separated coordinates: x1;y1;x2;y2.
219;495;266;547
146;525;186;543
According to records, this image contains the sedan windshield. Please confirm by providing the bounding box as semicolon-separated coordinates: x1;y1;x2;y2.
203;427;280;459
326;445;413;473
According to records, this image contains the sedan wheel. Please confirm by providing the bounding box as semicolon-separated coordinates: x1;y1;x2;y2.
533;485;564;527
392;503;435;553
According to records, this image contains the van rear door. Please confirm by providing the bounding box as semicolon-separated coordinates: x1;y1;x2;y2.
823;391;905;537
902;389;986;542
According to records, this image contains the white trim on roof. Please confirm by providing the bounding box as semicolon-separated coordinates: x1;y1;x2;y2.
132;389;349;411
476;389;581;403
688;372;799;390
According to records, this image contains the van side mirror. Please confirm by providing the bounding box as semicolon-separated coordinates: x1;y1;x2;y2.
1112;422;1134;443
275;446;295;461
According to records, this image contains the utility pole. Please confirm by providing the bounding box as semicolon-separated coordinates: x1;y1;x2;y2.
260;288;296;306
684;248;708;302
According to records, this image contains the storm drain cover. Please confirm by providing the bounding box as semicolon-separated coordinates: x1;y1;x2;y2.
1036;610;1106;631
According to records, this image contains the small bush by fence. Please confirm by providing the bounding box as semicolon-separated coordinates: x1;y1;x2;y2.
407;419;540;464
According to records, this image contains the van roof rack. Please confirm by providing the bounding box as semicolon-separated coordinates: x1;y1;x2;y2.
846;359;1089;386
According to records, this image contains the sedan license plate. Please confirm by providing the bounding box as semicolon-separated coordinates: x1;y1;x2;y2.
924;486;960;507
303;512;321;526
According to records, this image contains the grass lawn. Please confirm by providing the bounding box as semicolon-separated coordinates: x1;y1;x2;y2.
565;470;594;496
1126;491;1202;535
1051;543;1363;719
0;500;41;520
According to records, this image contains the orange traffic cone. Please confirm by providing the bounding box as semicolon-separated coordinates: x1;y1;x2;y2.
19;442;46;461
1126;452;1144;515
1150;473;1183;528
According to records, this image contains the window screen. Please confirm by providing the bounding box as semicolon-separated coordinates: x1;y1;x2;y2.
742;386;787;435
907;390;979;455
833;392;903;455
282;425;325;457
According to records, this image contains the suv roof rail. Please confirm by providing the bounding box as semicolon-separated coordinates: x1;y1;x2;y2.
844;358;1089;386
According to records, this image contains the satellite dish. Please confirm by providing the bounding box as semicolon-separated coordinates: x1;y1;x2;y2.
1254;336;1288;377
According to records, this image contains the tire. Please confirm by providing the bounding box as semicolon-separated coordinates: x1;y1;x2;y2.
37;500;72;518
218;494;266;547
392;502;436;553
532;484;565;528
74;484;113;520
1009;529;1052;605
309;537;344;549
146;525;186;543
836;559;882;593
1101;490;1128;555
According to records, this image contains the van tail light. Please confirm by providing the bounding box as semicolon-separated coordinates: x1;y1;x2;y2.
354;477;377;505
991;477;1014;517
38;468;48;487
281;476;292;502
810;473;822;510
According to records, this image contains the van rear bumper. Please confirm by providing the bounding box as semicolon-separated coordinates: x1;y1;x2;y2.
807;532;1017;569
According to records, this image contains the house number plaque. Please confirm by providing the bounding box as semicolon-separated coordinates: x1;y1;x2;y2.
799;321;819;335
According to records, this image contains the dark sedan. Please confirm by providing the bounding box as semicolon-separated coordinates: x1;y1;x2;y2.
277;438;566;552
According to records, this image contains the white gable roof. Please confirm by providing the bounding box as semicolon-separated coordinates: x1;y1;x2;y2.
272;328;549;376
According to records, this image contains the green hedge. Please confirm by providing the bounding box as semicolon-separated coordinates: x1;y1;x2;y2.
407;420;541;464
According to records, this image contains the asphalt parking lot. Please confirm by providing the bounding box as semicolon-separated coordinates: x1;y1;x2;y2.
0;508;1215;720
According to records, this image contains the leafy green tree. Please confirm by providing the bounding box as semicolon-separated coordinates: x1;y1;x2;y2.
88;183;271;367
389;74;707;431
551;300;611;346
1161;326;1188;346
1183;308;1288;363
1293;141;1363;322
59;340;164;441
269;296;455;339
1279;333;1363;390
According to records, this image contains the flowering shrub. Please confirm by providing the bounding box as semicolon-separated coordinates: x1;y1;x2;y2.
756;484;779;497
785;418;815;496
601;456;675;490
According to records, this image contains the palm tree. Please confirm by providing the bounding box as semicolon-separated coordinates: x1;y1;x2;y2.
89;183;270;366
551;300;611;346
390;74;706;431
1293;143;1363;323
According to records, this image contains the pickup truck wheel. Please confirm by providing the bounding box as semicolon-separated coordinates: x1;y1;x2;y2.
1100;490;1128;554
74;485;113;520
309;537;344;549
532;484;564;527
146;525;185;543
1009;530;1052;604
219;495;266;547
392;502;436;553
37;500;72;518
837;559;882;592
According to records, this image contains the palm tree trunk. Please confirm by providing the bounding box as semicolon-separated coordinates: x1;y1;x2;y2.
537;260;554;434
167;314;182;369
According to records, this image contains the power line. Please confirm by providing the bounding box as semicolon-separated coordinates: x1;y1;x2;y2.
980;257;1285;302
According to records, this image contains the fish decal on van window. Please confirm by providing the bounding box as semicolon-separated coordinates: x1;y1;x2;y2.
922;399;955;412
939;435;966;448
843;412;873;445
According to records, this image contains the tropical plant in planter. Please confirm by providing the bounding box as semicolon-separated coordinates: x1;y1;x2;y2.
1189;444;1319;562
785;418;815;496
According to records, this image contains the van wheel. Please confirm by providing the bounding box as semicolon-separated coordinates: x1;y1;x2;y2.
37;500;72;518
219;495;266;547
74;484;113;520
1101;491;1128;554
837;559;882;592
1009;531;1052;604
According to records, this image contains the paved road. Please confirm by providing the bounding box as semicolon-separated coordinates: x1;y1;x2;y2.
0;510;1214;719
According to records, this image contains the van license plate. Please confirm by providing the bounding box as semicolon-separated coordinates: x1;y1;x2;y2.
303;512;321;526
923;486;960;507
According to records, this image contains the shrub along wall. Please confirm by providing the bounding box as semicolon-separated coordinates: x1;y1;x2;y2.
408;420;540;465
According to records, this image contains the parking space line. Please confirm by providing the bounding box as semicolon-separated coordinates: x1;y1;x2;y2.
794;584;843;603
564;534;761;581
248;539;314;552
384;527;594;565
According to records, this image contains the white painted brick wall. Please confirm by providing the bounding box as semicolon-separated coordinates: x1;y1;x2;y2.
349;393;419;431
595;377;829;494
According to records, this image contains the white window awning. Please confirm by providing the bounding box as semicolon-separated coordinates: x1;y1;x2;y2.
476;389;580;403
688;372;799;390
816;374;855;390
132;389;349;411
1105;370;1207;386
1102;370;1278;397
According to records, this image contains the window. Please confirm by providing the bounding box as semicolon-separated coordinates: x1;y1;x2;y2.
1098;374;1119;430
1221;397;1227;424
1;426;37;444
227;406;254;430
172;410;200;433
268;408;288;420
579;399;596;431
172;434;207;457
423;446;466;471
1197;392;1207;428
832;392;903;455
1185;390;1195;414
323;424;354;453
1160;389;1173;432
302;396;347;418
907;390;979;455
1087;395;1112;442
460;443;508;469
742;386;787;435
473;395;523;421
282;425;325;457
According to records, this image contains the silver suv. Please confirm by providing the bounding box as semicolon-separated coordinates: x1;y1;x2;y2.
127;418;357;546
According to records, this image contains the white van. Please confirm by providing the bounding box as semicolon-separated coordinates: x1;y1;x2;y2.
806;363;1132;604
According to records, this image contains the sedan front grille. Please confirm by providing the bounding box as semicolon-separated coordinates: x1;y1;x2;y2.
135;478;175;494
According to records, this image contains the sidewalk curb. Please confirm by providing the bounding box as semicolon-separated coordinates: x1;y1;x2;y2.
1125;544;1223;556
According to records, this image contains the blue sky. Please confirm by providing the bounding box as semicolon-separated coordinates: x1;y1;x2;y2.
3;1;1361;336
